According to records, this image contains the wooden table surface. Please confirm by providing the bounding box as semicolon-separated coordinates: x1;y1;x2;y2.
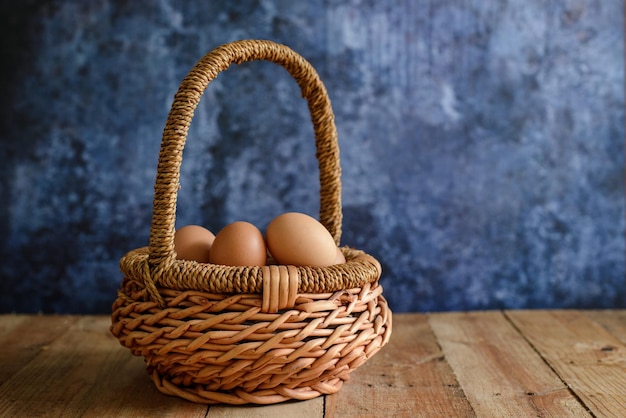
0;310;624;417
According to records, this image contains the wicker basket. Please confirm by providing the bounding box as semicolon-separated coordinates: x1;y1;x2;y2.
110;39;392;405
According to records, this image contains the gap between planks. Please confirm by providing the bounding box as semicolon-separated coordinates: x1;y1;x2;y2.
429;310;591;418
505;310;626;418
325;313;475;418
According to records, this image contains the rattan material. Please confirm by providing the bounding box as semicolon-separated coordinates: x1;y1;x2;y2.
110;39;392;405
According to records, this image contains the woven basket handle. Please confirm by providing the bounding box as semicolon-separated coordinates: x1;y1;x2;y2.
148;40;342;266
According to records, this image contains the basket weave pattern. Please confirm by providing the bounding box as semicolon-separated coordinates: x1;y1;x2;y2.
110;40;392;405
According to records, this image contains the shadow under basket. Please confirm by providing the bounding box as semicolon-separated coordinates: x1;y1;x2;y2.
110;39;392;405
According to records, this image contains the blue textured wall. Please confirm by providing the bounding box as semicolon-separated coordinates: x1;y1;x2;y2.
1;1;624;313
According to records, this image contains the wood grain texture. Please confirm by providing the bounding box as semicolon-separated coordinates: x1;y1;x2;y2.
584;309;626;344
0;316;208;418
506;310;626;418
208;397;323;418
429;311;590;417
0;314;78;385
325;313;475;418
1;311;625;417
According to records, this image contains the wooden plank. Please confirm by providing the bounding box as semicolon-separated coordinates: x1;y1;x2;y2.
584;309;626;344
2;312;622;417
0;314;28;338
506;310;626;418
0;314;79;385
0;316;208;418
208;397;323;418
429;311;590;418
325;313;475;418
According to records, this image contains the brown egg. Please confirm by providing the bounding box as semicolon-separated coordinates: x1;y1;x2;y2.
334;246;346;265
209;221;267;266
266;212;337;267
173;225;215;263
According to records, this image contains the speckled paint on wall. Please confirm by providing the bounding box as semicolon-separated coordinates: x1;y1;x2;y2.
0;0;624;313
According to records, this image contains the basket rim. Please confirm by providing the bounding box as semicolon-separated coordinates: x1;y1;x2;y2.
120;245;382;297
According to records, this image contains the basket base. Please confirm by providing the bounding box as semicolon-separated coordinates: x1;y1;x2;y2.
149;368;343;405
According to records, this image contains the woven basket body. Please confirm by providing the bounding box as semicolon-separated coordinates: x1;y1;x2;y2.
110;39;392;405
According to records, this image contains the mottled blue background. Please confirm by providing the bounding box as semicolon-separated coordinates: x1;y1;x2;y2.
1;1;624;313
